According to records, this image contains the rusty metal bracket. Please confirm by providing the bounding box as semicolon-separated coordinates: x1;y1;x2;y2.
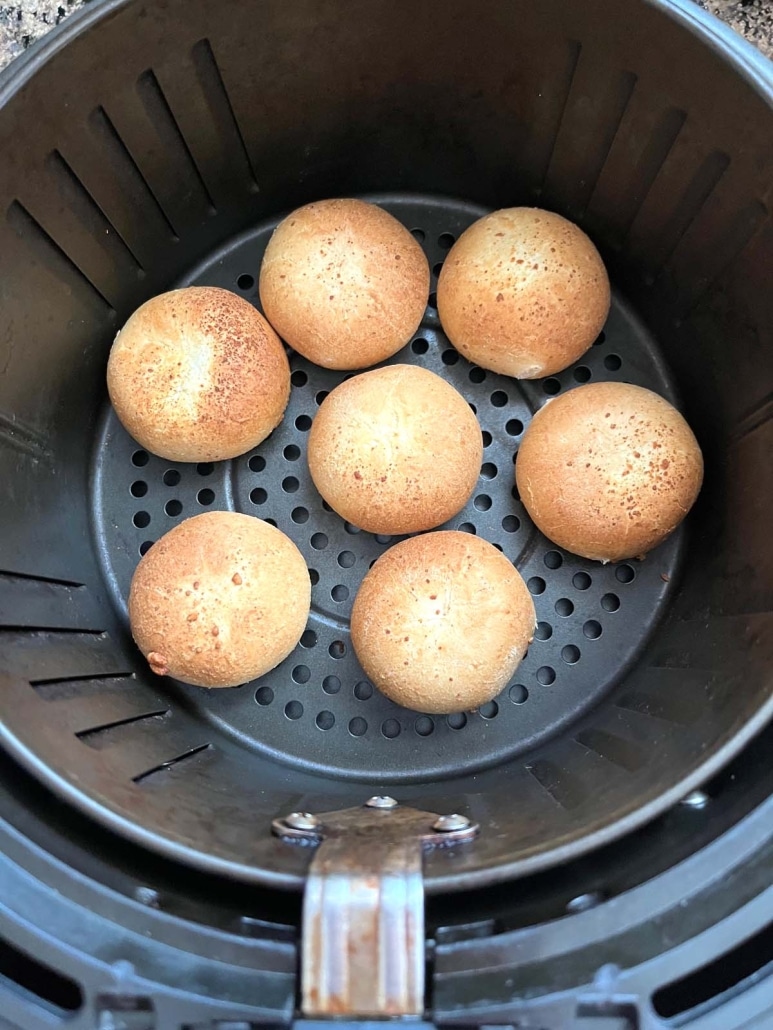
272;796;479;1019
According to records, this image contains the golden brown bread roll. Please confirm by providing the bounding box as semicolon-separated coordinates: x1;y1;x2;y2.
259;198;429;370
437;208;610;378
129;512;310;688
307;364;483;535
107;286;289;462
516;382;703;562
351;531;535;714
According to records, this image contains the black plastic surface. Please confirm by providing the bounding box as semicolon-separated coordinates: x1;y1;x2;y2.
1;0;773;893
2;720;773;1028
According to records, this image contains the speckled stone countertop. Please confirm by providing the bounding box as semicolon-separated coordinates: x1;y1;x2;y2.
0;0;81;66
1;0;771;72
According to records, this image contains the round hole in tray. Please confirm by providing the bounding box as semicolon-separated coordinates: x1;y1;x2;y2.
415;716;434;736
316;711;335;730
354;681;372;701
322;675;341;695
544;550;563;570
509;684;529;704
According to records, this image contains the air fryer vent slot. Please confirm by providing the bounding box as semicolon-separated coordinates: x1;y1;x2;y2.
189;38;260;192
87;105;180;244
0;938;83;1014
75;709;170;748
135;68;216;215
0;411;54;464
0;571;106;633
6;200;115;317
132;742;214;784
45;149;145;278
653;919;773;1018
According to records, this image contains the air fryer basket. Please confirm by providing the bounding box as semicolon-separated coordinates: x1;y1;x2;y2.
1;0;772;894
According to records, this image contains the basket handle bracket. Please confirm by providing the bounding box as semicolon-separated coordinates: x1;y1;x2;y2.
272;796;478;1018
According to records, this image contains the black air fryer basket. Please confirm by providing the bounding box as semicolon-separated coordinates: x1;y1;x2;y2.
1;0;773;1024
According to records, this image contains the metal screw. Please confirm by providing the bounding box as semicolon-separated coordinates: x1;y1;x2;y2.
433;813;471;832
365;795;398;809
133;886;160;907
284;811;319;830
681;789;710;810
566;891;604;914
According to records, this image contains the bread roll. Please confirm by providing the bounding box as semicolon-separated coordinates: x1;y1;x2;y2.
351;532;535;714
108;287;289;462
437;208;610;378
307;364;482;535
516;382;703;561
129;512;310;688
259;198;429;370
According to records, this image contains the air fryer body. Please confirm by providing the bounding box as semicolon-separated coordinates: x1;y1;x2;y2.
0;0;772;1025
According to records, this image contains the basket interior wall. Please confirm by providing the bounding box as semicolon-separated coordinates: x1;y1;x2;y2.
0;0;772;889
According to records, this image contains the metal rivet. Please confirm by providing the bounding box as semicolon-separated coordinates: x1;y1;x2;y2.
681;789;709;810
433;813;471;832
566;891;603;914
365;795;398;809
133;886;160;907
285;811;319;830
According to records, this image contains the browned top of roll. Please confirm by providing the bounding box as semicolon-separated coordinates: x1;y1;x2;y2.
128;511;310;688
351;531;536;714
307;364;483;535
516;382;704;562
259;198;429;370
107;287;289;462
437;208;610;378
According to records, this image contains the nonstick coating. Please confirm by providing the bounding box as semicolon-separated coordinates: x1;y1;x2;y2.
94;194;682;782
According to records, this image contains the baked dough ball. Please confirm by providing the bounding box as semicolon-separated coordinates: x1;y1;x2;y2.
516;382;703;562
129;512;310;688
259;198;429;369
437;208;610;378
308;364;482;535
351;532;535;714
108;287;290;462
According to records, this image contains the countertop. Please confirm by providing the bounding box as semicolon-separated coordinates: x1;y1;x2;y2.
1;0;773;70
